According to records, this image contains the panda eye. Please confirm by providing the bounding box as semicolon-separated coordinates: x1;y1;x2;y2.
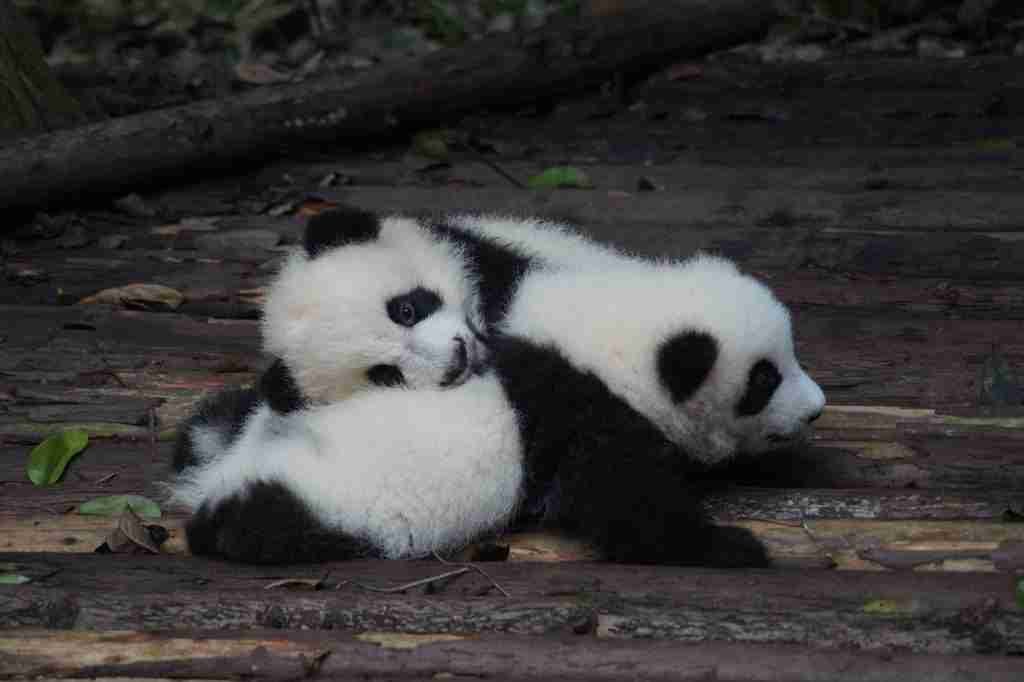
398;301;417;326
752;365;778;389
736;359;782;417
387;287;443;327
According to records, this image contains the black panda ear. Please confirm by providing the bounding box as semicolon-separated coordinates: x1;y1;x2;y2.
304;206;381;258
657;331;718;404
259;359;306;414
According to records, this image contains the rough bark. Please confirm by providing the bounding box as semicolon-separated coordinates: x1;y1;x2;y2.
2;630;1023;681
1;553;1022;656
0;0;82;138
0;0;780;214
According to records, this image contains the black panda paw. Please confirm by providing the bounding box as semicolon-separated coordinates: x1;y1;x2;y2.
700;525;772;568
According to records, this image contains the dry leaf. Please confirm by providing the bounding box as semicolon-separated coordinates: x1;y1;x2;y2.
264;576;328;591
266;200;297;217
80;284;185;310
97;507;164;554
299;50;325;78
664;63;703;81
152;217;220;236
237;287;267;304
296;199;339;218
235;61;293;85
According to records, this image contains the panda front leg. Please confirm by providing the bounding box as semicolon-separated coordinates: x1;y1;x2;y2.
553;438;771;568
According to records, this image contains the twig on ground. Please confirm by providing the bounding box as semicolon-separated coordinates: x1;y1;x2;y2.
433;549;511;598
336;567;472;593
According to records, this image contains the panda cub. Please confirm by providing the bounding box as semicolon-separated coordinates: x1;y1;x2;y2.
173;208;486;474
171;209;521;562
420;213;826;565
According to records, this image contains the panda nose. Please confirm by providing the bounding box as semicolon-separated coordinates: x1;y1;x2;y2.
805;409;822;424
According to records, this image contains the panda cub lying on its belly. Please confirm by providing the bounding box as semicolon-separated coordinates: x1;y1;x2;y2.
171;207;825;566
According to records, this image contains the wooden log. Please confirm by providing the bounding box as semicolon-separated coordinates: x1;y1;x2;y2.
2;629;1023;681
1;553;1022;655
0;0;780;215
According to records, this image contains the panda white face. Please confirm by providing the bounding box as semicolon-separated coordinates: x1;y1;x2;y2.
655;294;825;460
262;209;485;404
501;254;825;466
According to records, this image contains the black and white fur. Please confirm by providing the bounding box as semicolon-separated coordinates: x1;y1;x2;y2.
173;207;485;474
418;216;825;564
171;208;520;561
173;208;825;566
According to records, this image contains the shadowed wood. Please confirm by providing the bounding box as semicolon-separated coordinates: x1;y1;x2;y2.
1;553;1021;655
2;629;1023;681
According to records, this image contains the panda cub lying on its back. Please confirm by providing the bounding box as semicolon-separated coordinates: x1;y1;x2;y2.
173;207;826;566
173;208;485;474
171;209;521;562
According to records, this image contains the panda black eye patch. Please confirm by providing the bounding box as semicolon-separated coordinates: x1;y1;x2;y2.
367;364;405;387
736;359;782;416
656;331;719;404
386;287;443;327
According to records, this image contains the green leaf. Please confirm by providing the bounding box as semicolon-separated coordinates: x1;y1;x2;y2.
26;430;89;487
0;574;31;585
412;130;450;160
1016;578;1024;609
527;166;592;189
78;495;162;520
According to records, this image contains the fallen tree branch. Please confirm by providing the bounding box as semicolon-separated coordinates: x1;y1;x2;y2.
0;0;780;215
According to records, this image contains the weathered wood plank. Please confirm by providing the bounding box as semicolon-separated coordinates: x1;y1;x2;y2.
248;155;1024;194
318;183;1024;235
464;54;1024;154
2;629;1022;681
1;553;1021;654
708;487;1021;522
3;440;1015;520
9;243;1024;321
0;514;187;555
3;290;1023;414
2;504;1022;572
2;433;1020;508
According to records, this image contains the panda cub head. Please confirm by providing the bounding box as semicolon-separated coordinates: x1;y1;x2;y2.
651;255;825;460
503;253;825;464
262;207;485;404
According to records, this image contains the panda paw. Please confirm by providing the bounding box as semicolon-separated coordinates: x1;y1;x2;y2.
699;525;772;568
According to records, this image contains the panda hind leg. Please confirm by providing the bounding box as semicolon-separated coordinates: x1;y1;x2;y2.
186;480;375;564
172;387;263;473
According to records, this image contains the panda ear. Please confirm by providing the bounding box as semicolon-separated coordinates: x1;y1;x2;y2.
657;331;718;404
304;206;381;258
